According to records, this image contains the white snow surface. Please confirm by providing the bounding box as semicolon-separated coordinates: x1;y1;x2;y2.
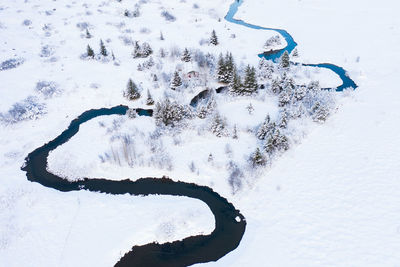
1;0;400;266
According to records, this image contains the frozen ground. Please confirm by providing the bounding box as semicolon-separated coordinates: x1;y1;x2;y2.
1;0;400;266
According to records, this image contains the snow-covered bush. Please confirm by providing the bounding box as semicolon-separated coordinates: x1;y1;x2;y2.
35;81;61;98
0;96;46;124
227;161;243;194
0;58;24;71
161;11;176;22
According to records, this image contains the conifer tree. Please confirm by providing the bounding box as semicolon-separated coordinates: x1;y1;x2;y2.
100;39;108;57
181;48;191;62
210;30;219;45
85;29;92;39
224;52;235;83
312;102;329;123
257;115;275;140
278;88;291;107
278;110;288;128
171;71;182;90
247;103;254;114
124;79;140;100
258;58;274;80
280;50;290;68
210;113;227;137
250;148;266;167
160;31;164;40
217;53;226;83
243;65;258;95
146;90;154;105
141;42;153;57
271;78;282;94
133;41;141;58
159;48;167;58
229;70;243;95
86;45;94;58
292;48;299;57
264;129;289;154
232;124;238;139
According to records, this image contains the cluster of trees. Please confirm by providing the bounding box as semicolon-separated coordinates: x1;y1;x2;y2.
271;73;331;122
133;41;153;58
250;114;290;167
216;52;258;95
85;39;109;59
124;5;140;18
264;35;282;51
137;56;155;71
153;98;191;127
230;65;258;95
217;52;235;83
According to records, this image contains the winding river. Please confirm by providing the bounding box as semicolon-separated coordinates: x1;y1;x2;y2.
22;1;357;266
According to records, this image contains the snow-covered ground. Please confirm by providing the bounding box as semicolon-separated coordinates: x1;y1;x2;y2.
1;0;400;266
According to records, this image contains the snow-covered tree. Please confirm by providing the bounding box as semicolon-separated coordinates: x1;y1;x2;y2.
246;103;254;114
154;98;189;127
271;78;282;94
133;41;141;58
160;31;164;41
294;85;307;101
242;65;258;95
197;97;216;119
210;30;219;45
278;109;288;128
124;79;140;100
141;42;153;57
159;48;167;58
217;53;226;83
311;102;330;123
85;29;92;39
181;48;191;62
100;39;108;57
292;48;299;57
280;50;290;69
86;45;94;58
232;124;238;139
278;88;291;107
146;90;154;105
224;52;235;83
264;128;289;154
264;35;282;51
133;42;153;58
171;71;182;90
217;53;235;84
258;57;274;80
257;115;275;140
229;70;243;95
250;148;266;167
210;113;227;137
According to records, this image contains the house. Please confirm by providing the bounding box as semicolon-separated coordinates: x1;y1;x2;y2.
186;71;200;79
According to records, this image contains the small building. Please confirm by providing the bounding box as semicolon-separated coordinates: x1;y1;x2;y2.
186;71;200;79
